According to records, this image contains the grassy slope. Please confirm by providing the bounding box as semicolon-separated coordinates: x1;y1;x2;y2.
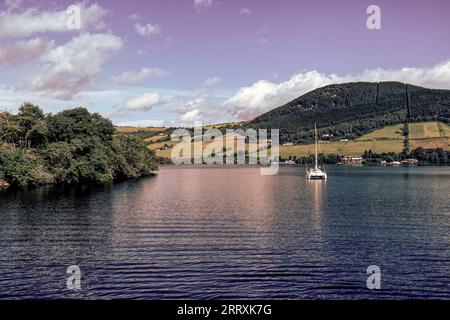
147;122;450;159
409;122;450;149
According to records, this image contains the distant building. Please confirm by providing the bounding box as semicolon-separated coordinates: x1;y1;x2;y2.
342;155;363;165
401;159;419;166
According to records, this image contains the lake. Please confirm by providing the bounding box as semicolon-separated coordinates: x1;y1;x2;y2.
0;165;449;299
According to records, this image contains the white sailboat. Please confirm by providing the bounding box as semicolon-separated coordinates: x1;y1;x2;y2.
306;123;327;180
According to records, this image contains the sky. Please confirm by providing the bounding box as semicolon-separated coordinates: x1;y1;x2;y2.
1;0;450;127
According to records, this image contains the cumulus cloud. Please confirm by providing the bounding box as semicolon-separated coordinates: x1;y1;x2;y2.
0;3;108;38
25;33;123;100
224;59;450;120
174;97;205;114
0;38;53;64
134;22;161;36
180;109;201;122
124;92;174;112
112;68;169;84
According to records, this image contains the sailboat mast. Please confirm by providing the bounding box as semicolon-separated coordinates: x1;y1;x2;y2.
315;122;318;170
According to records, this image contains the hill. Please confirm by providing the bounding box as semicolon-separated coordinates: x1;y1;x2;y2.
250;82;450;143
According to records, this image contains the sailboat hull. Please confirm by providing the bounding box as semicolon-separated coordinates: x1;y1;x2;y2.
306;170;327;180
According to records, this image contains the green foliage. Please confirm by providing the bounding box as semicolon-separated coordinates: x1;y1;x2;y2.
362;150;401;162
362;148;449;165
0;103;158;188
0;145;52;187
280;153;342;164
112;135;159;179
46;107;115;143
410;147;449;165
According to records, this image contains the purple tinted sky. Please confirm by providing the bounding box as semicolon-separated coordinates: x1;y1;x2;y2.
1;0;450;125
102;0;450;88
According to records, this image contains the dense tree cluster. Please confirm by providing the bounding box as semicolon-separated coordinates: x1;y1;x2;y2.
362;148;449;165
280;154;342;164
249;82;450;143
0;103;158;188
410;147;449;165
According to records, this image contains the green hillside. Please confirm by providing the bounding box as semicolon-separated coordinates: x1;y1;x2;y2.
250;82;450;144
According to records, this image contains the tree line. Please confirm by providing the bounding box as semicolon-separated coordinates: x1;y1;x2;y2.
362;148;450;165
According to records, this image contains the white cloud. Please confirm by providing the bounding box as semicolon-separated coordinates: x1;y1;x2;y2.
174;97;205;114
224;59;450;120
112;68;169;84
135;22;161;36
202;76;221;87
25;33;123;100
125;92;173;111
239;8;252;15
0;38;53;64
0;3;108;38
180;109;201;122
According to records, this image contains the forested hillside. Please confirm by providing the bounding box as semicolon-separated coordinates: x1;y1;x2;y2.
0;103;158;189
250;82;450;143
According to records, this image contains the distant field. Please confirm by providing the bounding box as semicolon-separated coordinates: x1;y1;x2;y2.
280;139;403;158
409;122;449;150
150;134;262;159
147;122;450;158
410;122;442;139
144;134;169;143
115;126;166;133
356;124;404;141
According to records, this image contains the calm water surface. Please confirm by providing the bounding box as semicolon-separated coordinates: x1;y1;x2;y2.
0;165;449;299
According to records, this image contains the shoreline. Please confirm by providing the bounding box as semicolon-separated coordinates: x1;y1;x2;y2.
0;171;158;192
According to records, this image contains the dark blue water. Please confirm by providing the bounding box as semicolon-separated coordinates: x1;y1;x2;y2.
0;166;449;299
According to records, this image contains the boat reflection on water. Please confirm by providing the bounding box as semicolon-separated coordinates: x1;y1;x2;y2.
306;178;326;228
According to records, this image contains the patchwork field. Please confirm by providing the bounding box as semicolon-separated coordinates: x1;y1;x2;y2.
409;122;450;150
143;121;450;158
